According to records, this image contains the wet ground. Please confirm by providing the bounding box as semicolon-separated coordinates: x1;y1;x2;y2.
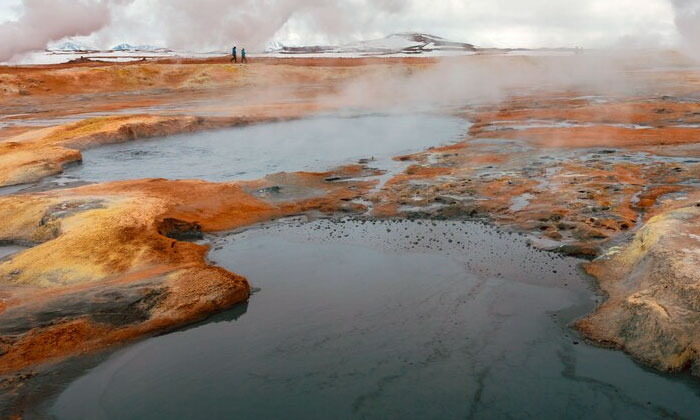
51;218;700;419
0;184;30;197
0;245;26;260
53;112;466;184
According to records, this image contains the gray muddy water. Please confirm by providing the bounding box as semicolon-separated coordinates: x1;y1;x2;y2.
51;219;700;419
54;113;466;184
0;245;26;260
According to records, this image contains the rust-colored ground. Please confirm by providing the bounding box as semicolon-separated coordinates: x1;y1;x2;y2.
370;89;700;374
375;94;700;250
0;166;375;374
0;57;397;402
0;53;699;412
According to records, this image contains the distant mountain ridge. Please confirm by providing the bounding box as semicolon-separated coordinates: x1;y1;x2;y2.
111;44;171;52
43;33;577;61
265;33;476;55
46;41;96;52
47;42;172;54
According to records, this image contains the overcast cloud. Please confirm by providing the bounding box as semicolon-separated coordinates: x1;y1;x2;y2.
0;0;687;58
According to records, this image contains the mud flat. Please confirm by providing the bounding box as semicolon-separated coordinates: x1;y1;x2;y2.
50;219;700;419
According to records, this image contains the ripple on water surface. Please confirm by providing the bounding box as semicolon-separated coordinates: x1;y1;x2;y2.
52;219;700;419
56;113;467;183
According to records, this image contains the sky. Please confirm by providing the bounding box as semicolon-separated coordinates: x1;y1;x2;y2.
0;0;689;57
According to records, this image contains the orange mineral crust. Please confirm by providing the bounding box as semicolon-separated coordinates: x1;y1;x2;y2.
0;167;375;373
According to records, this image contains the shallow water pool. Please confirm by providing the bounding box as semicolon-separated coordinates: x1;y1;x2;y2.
0;245;26;260
51;219;700;419
56;113;466;184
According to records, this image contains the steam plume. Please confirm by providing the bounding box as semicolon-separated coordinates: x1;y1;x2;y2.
671;0;700;50
127;0;407;51
0;0;112;62
0;0;407;61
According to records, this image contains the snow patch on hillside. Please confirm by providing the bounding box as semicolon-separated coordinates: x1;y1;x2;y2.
111;44;171;52
267;33;477;56
46;41;95;52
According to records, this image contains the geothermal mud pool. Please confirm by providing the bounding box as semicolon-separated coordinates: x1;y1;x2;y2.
51;219;700;419
52;113;466;184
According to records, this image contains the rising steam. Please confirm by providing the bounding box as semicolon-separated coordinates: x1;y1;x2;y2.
670;0;700;50
0;0;111;62
149;0;405;51
0;0;405;61
0;0;696;63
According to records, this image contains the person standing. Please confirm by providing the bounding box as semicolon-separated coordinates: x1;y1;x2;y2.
241;48;247;63
230;46;237;63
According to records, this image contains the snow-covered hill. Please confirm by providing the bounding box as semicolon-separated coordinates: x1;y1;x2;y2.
335;33;475;54
8;33;577;65
111;44;171;52
264;41;285;53
268;33;476;56
46;41;95;52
